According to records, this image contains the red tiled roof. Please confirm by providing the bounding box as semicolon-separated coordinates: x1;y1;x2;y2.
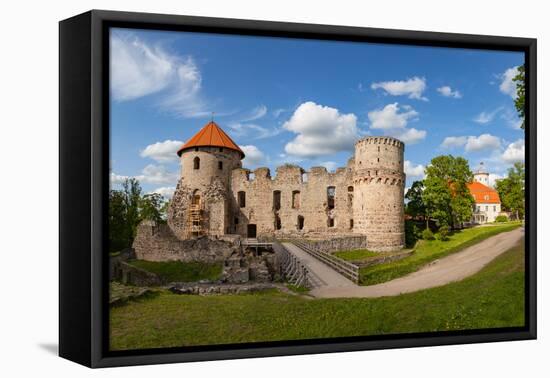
177;121;244;158
467;181;501;204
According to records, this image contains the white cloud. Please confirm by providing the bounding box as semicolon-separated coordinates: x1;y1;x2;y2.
240;145;265;167
283;101;360;158
240;105;268;122
367;103;426;144
368;103;418;130
110;33;207;117
465;134;501;153
110;164;179;186
474;107;504;124
499;66;519;99
228;122;281;139
501;139;525;163
140;140;183;162
397;128;427;144
404;160;425;178
441;136;468;149
320;161;338;172
441;134;501;153
148;186;176;200
501;108;523;130
437;86;462;99
371;77;428;101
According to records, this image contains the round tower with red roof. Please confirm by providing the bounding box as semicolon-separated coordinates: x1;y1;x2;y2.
168;121;245;239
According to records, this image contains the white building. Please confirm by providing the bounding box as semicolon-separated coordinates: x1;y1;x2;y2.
469;163;502;224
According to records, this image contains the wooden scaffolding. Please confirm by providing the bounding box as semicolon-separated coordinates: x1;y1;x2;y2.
185;203;206;238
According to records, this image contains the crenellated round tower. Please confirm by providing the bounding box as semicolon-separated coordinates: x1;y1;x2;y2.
168;121;244;239
353;136;405;251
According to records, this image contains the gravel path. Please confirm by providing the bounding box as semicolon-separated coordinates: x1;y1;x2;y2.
309;227;524;298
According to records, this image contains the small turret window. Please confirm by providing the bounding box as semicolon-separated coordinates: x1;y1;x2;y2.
238;191;246;208
218;161;223;170
193;157;200;170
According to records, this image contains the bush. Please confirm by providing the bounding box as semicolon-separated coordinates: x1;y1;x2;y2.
495;215;508;223
405;221;422;248
422;228;435;240
436;225;450;241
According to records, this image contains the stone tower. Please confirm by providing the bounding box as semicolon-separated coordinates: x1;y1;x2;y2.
167;121;244;239
353;136;405;251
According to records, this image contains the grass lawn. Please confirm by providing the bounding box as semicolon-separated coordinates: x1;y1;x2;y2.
359;222;521;286
110;238;525;351
127;260;223;282
333;249;379;261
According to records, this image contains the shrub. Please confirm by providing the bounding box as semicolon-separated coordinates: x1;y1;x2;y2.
405;220;422;248
495;215;508;223
422;228;435;240
436;225;450;241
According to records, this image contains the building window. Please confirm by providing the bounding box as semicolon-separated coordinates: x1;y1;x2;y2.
348;186;354;192
234;217;239;225
193;156;200;170
275;214;281;230
273;190;281;211
218;161;223;170
350;219;354;229
327;186;335;209
328;218;335;228
219;147;223;152
493;205;496;212
195;147;199;152
297;216;304;230
486;205;489;211
292;190;301;209
238;191;246;208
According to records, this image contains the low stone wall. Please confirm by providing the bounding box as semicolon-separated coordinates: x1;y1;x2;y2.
297;236;368;254
169;283;276;295
132;221;239;263
114;261;164;286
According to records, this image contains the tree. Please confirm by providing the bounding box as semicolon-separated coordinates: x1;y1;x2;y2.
496;162;525;220
513;64;525;129
122;178;142;243
405;180;426;220
422;155;474;229
140;193;167;223
109;190;129;252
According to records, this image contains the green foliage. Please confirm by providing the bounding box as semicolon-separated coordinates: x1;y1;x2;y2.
128;260;223;283
513;64;525;129
359;223;520;285
110;240;524;350
422;228;435;241
422;155;474;228
405;220;422;248
109;178;169;253
495;162;525;220
405;180;426;218
495;215;509;223
436;225;450;241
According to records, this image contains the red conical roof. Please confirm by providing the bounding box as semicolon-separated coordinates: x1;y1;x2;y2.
177;121;244;159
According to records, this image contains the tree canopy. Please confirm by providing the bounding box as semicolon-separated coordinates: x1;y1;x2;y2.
422;155;474;228
513;64;525;130
495;162;525;220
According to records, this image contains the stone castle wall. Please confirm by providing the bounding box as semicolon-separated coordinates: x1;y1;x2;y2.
166;136;405;252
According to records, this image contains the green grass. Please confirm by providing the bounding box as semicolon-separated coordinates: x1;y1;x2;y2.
359;223;521;286
110;238;525;350
286;284;310;294
333;249;379;261
127;260;223;282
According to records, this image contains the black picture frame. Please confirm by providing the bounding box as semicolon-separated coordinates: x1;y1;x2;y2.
59;9;537;368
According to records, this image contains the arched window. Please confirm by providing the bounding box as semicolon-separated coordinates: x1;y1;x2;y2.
193;156;200;170
292;190;301;209
238;191;246;208
273;190;281;210
297;216;304;230
327;186;335;209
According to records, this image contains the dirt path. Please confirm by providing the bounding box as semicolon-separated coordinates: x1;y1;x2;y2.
309;227;524;298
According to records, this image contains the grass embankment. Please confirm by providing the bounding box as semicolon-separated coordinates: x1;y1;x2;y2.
127;260;223;282
110;238;525;350
333;249;379;261
358;222;521;286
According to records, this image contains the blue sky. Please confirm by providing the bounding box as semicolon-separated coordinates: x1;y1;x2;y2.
109;27;525;198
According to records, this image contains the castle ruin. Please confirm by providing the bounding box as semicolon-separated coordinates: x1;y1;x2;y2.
164;121;405;252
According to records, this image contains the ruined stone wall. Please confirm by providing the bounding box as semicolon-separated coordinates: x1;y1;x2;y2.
133;221;238;262
230;163;354;238
354;136;405;251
